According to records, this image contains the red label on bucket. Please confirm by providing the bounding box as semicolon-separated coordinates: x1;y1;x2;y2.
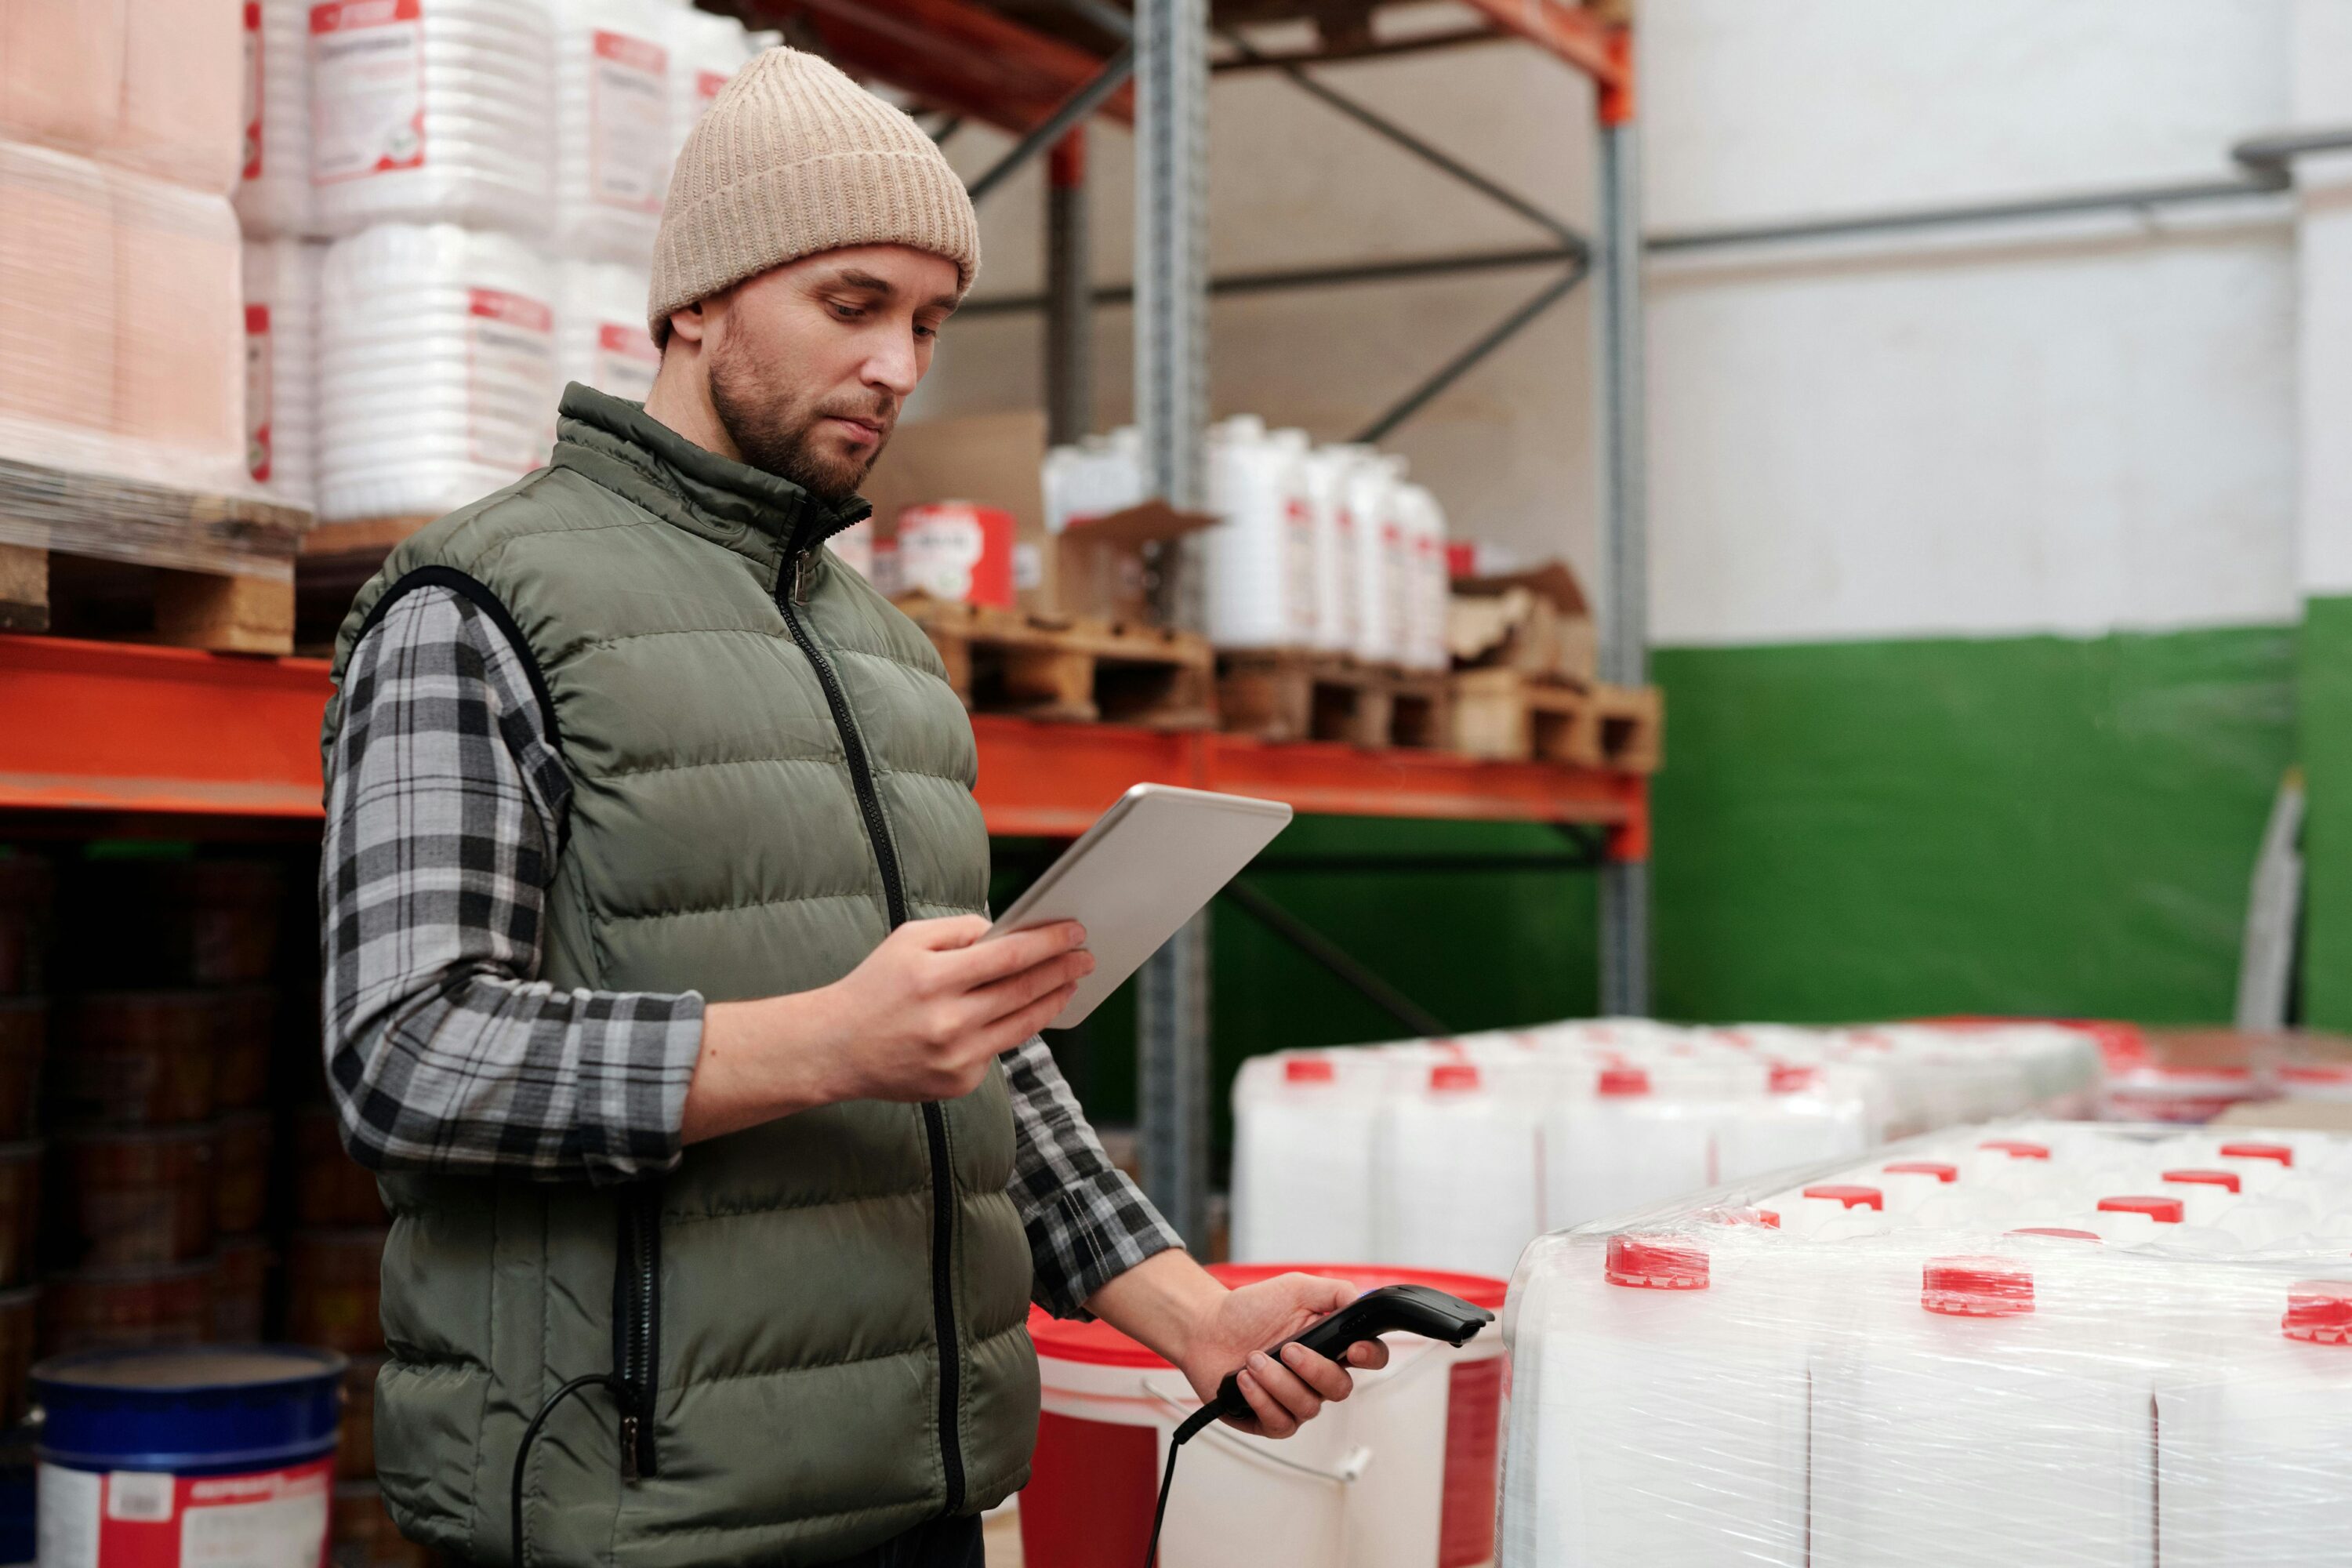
1437;1357;1503;1568
38;1455;332;1568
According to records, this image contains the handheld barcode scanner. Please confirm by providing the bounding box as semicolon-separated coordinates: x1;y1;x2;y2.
1144;1284;1497;1566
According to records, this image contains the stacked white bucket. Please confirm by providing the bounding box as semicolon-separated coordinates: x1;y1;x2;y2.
1047;419;1450;666
241;238;321;510
1229;1018;2107;1281
234;0;758;521
1501;1120;2352;1566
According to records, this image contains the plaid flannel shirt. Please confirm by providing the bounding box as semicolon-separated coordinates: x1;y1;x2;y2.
320;584;1178;1316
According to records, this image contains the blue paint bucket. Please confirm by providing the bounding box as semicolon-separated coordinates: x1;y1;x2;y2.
31;1345;346;1568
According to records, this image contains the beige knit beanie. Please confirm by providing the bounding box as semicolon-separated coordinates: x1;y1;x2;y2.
647;46;981;342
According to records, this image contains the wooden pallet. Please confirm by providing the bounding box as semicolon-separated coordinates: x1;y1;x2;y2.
0;458;309;655
897;593;1217;728
1218;651;1452;750
1450;668;1664;771
295;515;434;655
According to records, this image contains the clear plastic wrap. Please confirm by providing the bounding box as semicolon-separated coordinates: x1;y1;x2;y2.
317;223;554;521
1229;1019;2107;1276
1501;1120;2352;1567
0;0;245;195
234;0;315;236
666;2;753;175
242;237;322;510
0;141;249;496
308;0;554;238
557;257;657;402
550;0;672;264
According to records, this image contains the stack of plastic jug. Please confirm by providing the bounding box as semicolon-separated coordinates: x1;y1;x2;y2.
1204;416;1317;650
1501;1120;2352;1566
318;224;556;521
236;0;316;237
550;0;677;264
0;5;251;497
1231;1018;2108;1280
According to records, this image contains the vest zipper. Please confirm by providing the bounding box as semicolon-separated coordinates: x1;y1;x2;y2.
774;524;967;1515
613;1188;661;1480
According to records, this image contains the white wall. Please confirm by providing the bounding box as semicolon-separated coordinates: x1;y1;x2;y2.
1643;0;2299;647
2295;0;2352;599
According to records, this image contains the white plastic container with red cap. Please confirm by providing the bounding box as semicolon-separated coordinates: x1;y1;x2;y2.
1809;1247;2156;1568
1375;1062;1543;1279
2157;1275;2352;1566
1024;1263;1508;1568
1231;1053;1385;1265
1540;1065;1715;1233
1501;1227;1808;1567
1203;416;1317;652
1299;445;1360;654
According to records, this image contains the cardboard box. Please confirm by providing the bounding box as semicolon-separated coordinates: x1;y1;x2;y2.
1447;560;1597;684
862;411;1214;621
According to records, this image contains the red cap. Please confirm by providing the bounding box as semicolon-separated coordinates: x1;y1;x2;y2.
2282;1280;2352;1345
2009;1228;2102;1243
1922;1258;2034;1317
1283;1058;1335;1085
1767;1063;1819;1094
1979;1139;2051;1160
1802;1184;1884;1211
2161;1168;2241;1194
2280;1063;2352;1086
1597;1065;1650;1097
1884;1161;1959;1183
1605;1234;1709;1290
1430;1063;1480;1092
2098;1195;2186;1223
2219;1142;2294;1167
1753;1209;1781;1229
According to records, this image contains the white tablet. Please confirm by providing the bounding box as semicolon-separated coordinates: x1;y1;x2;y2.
985;782;1293;1029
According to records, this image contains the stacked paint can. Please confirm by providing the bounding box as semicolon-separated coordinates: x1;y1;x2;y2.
1023;1263;1507;1568
31;1345;343;1568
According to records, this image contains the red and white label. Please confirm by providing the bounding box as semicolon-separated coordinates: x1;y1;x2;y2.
309;0;424;184
241;3;264;181
696;68;730;109
898;503;1015;608
466;288;556;474
590;29;670;213
245;303;274;483
38;1458;332;1568
593;321;660;402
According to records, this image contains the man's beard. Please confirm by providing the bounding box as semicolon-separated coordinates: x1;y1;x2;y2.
706;339;891;504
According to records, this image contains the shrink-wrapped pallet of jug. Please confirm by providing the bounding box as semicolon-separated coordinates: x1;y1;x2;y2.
243;237;323;510
1501;1119;2352;1568
550;0;673;264
557;259;658;402
236;0;316;235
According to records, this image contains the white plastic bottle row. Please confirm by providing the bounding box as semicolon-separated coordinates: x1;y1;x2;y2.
1229;1018;2107;1282
1502;1121;2352;1568
237;0;763;262
1044;416;1452;668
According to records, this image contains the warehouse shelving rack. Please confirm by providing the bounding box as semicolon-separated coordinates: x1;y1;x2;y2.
0;0;1650;1250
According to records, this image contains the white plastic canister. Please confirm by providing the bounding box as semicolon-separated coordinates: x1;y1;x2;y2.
241;237;321;510
1375;1062;1542;1279
1301;445;1362;655
1541;1065;1715;1233
1392;481;1449;672
1203;416;1316;651
1231;1053;1385;1264
556;258;657;402
550;0;672;264
1343;451;1407;666
667;4;753;164
316;223;556;521
236;0;315;237
309;0;556;238
1024;1263;1508;1568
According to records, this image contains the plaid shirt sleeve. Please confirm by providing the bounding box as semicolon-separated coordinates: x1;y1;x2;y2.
1000;1036;1184;1317
320;585;703;1185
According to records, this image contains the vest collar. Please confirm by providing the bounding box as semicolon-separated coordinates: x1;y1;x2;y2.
548;383;873;578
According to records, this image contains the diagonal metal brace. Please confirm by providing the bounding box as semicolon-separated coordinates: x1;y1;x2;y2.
1217;26;1588;256
1221;877;1450;1037
1352;260;1588;443
967;44;1135;204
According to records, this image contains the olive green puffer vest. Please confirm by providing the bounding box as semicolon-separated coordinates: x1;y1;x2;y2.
322;387;1039;1567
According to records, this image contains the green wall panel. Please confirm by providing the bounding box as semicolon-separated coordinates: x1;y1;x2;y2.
2299;595;2352;1029
1651;626;2296;1026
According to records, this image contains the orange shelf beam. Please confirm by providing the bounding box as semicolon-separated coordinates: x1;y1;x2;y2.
0;636;1646;857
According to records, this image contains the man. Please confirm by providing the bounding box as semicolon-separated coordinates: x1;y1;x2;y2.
319;45;1384;1568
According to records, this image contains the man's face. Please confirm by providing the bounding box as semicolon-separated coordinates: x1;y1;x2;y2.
702;245;960;503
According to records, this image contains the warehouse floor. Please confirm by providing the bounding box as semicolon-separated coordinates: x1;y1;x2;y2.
984;1508;1022;1566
